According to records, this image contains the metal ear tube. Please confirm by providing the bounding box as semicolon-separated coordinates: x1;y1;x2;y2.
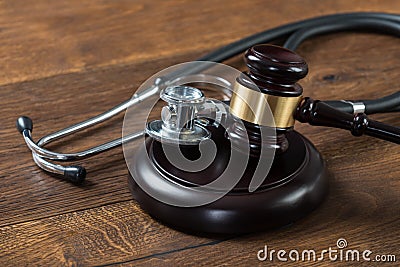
16;84;160;183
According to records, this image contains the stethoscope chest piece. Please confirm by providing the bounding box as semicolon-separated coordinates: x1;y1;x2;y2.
146;86;211;145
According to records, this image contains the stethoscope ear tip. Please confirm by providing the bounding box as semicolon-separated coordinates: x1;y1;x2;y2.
16;115;87;184
63;166;86;184
16;116;33;134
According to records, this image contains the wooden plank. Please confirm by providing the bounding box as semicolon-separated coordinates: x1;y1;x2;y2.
1;33;399;228
0;0;399;85
1;154;399;266
1;0;400;265
0;200;218;266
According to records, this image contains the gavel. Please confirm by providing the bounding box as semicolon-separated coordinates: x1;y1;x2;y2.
129;44;399;234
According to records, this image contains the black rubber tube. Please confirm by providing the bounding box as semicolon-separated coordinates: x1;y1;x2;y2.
282;18;400;114
324;92;400;115
283;18;400;50
198;12;400;62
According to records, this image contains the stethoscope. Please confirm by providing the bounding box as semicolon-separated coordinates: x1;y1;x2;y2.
16;12;400;184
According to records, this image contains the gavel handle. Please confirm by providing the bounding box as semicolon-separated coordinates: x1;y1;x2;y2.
295;97;400;144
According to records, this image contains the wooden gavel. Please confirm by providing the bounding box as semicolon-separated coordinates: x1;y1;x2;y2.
230;44;400;145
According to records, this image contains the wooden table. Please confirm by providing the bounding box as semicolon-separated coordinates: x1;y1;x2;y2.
1;1;399;266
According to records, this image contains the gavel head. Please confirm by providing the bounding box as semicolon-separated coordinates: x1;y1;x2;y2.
230;44;308;130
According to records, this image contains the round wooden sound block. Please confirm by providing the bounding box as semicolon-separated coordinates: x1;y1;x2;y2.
128;131;328;234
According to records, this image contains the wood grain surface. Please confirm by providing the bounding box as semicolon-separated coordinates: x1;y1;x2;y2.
1;0;399;266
